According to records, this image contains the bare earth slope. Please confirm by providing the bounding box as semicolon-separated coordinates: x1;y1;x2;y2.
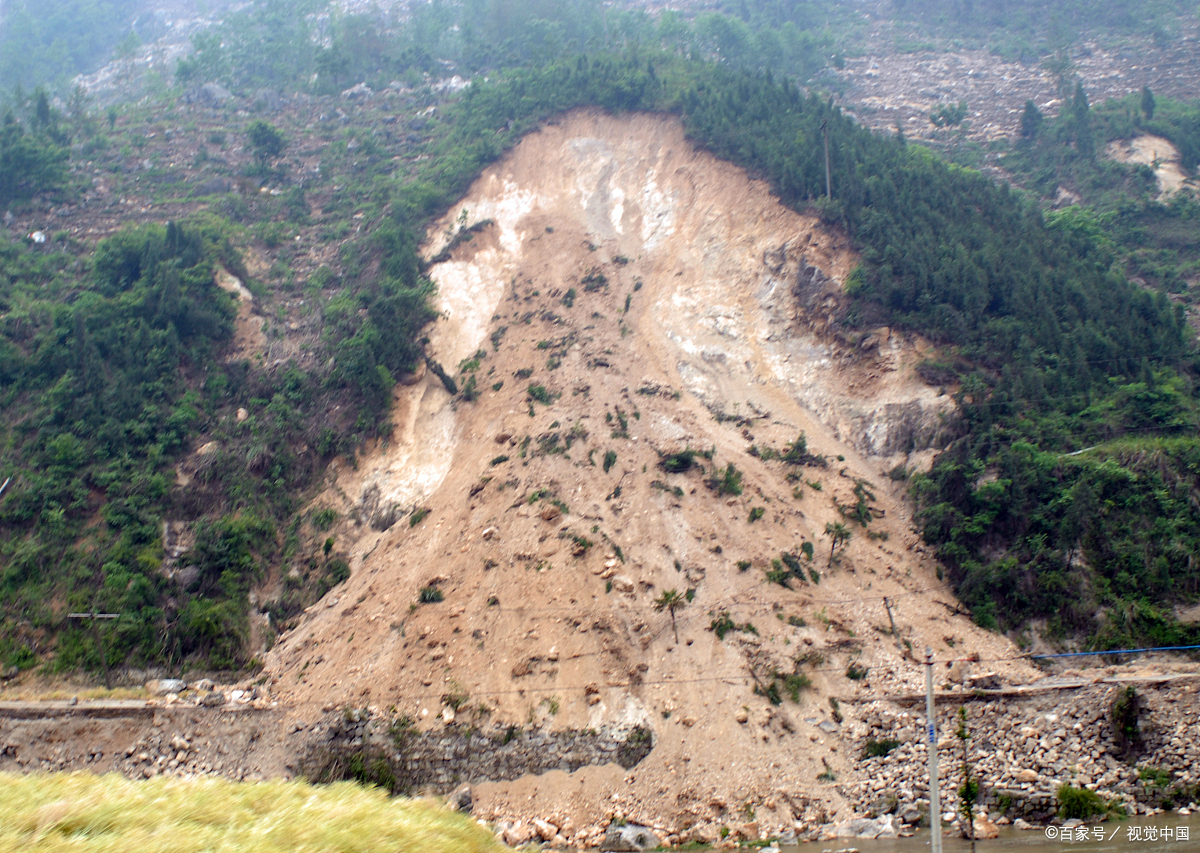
262;110;1037;834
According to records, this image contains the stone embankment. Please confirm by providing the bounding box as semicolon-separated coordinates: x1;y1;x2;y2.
304;706;655;792
845;679;1200;829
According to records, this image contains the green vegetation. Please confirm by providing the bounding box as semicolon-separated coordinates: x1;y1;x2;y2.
864;738;901;758
0;772;503;853
707;463;744;497
1056;784;1108;820
6;0;1200;674
653;588;687;642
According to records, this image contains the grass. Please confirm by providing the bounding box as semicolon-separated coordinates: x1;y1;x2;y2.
0;772;504;852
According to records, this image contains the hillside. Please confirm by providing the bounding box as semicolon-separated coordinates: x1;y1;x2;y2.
259;109;1037;832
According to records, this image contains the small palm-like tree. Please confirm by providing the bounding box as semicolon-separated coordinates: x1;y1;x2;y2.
653;588;686;642
825;521;851;567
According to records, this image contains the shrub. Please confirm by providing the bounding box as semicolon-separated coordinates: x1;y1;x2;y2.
707;463;743;496
660;449;697;474
603;450;617;473
1057;784;1107;820
490;454;509;465
846;662;869;680
418;586;443;603
864;738;901;758
528;384;555;404
1112;686;1142;756
748;507;765;522
409;507;430;527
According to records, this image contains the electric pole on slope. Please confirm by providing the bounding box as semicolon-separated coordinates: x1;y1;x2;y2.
68;610;121;690
821;119;832;199
926;648;943;853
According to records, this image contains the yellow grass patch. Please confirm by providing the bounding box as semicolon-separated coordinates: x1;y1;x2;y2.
0;772;505;853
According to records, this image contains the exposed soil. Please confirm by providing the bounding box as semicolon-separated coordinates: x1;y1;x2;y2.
1107;134;1197;198
256;109;1036;833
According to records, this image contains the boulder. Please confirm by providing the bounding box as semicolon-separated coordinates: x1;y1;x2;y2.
611;575;635;593
899;804;923;825
533;819;559;842
834;816;897;839
448;784;472;813
500;822;536;846
146;679;186;696
970;817;1000;840
599;824;661;851
1013;818;1034;831
1015;769;1039;783
199;691;226;707
196;83;233;107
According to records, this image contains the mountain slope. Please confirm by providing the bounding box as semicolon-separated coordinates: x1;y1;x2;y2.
261;109;1036;832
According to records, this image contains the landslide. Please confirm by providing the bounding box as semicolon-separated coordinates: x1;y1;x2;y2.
262;110;1036;830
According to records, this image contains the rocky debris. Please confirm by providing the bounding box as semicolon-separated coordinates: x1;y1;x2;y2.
848;682;1200;824
599;824;661;851
145;679;186;696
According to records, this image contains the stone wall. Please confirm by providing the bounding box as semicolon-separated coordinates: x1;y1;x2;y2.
845;680;1200;823
302;708;655;793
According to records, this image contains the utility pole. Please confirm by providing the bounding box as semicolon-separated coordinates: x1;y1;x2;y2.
883;596;898;638
925;648;943;853
821;120;832;199
69;611;120;690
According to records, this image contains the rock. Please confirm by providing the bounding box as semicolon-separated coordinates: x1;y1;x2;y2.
170;735;190;752
539;504;562;522
501;821;536;846
481;526;499;541
735;709;749;724
819;720;839;734
192;678;214;692
533;819;559;842
494;433;511;443
1;665;19;680
966;671;1002;690
611;575;635;593
199;691;226;707
835;818;892;839
1015;768;1039;783
970;817;1000;840
898;804;923;825
735;821;759;840
777;830;798;844
236;407;249;422
1013;818;1034;831
341;82;373;100
146;679;186;696
194;82;233;107
599;824;661;851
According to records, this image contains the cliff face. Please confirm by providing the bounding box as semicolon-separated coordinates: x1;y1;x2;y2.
261;109;1030;833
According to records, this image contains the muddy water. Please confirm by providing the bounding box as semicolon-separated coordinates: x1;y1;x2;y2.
776;815;1200;853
